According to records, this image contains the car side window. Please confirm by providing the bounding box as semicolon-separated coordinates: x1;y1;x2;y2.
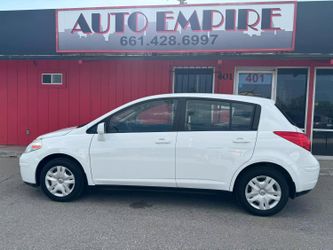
185;100;230;131
231;102;255;130
106;99;178;133
185;99;256;131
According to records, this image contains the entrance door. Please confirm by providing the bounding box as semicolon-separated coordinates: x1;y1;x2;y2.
312;69;333;156
174;68;214;93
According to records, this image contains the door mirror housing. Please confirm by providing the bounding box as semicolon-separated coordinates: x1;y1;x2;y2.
97;122;105;135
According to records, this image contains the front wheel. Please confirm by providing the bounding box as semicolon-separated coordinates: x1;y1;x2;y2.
235;167;289;216
40;158;86;202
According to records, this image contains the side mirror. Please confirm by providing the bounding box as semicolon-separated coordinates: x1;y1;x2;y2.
97;122;105;136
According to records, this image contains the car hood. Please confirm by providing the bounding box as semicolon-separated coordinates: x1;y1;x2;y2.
37;127;76;139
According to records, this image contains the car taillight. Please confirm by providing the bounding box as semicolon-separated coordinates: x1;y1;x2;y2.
274;131;311;151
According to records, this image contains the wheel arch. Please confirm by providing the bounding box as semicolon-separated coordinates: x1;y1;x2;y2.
35;153;88;186
231;162;296;199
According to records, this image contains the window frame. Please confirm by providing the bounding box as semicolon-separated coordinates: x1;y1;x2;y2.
41;73;64;85
234;69;276;100
86;98;182;134
178;97;261;132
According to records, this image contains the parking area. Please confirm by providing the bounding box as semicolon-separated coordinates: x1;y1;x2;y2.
0;157;333;249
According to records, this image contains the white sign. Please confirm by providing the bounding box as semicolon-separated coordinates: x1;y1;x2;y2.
56;2;296;53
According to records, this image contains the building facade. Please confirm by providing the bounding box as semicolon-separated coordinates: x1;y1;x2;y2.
0;1;333;157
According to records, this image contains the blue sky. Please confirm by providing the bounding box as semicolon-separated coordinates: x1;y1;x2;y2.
0;0;321;11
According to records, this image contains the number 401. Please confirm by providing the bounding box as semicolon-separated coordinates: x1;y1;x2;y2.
246;73;264;83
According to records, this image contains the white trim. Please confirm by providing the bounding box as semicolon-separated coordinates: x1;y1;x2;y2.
304;67;311;135
310;67;317;143
41;73;63;85
172;68;176;93
212;67;216;93
172;66;215;94
313;129;333;132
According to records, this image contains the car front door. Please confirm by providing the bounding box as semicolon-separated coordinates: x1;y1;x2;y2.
176;98;259;190
89;98;179;187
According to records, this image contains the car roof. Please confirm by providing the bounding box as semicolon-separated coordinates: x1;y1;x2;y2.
137;93;275;106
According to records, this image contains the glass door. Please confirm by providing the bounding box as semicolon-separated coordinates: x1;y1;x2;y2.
312;69;333;156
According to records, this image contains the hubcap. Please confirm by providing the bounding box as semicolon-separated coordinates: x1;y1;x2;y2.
45;166;75;197
245;175;281;210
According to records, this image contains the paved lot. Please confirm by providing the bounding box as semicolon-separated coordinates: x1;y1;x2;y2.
0;158;333;250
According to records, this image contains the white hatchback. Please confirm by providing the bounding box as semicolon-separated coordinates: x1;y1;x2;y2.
20;94;320;216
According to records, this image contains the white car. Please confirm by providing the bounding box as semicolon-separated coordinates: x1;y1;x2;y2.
20;94;320;216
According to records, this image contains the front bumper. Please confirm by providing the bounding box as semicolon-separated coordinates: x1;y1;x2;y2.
19;152;40;185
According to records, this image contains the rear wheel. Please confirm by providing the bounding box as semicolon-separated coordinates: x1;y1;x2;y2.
235;167;289;216
40;158;86;202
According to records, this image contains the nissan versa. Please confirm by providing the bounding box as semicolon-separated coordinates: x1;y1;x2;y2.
20;94;320;216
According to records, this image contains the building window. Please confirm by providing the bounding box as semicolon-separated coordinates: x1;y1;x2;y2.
236;71;274;98
174;68;214;93
276;69;308;129
41;73;63;85
312;69;333;156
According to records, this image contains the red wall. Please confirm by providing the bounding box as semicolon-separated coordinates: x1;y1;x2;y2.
0;59;330;145
0;60;218;145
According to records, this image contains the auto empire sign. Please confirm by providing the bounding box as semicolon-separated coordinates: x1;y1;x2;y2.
56;2;296;53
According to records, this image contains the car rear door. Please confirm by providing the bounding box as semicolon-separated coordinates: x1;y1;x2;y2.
175;98;260;190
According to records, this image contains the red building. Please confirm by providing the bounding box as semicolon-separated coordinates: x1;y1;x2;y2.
0;1;333;156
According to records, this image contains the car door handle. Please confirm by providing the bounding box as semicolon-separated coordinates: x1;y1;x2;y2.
155;138;171;145
156;142;171;145
232;138;250;144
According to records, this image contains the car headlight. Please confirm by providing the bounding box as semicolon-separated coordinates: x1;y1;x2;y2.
25;139;43;153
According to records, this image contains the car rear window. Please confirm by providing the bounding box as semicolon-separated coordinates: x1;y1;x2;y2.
185;99;257;131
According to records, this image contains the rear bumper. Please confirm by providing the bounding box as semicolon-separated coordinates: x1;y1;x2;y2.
296;160;320;193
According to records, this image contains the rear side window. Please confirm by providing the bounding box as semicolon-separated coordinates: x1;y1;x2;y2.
231;103;256;130
185;99;256;131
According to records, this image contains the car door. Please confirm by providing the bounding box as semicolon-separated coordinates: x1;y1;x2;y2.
176;98;259;190
89;98;179;187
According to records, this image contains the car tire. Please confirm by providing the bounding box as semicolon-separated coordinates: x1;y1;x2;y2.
40;158;86;202
235;167;289;216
